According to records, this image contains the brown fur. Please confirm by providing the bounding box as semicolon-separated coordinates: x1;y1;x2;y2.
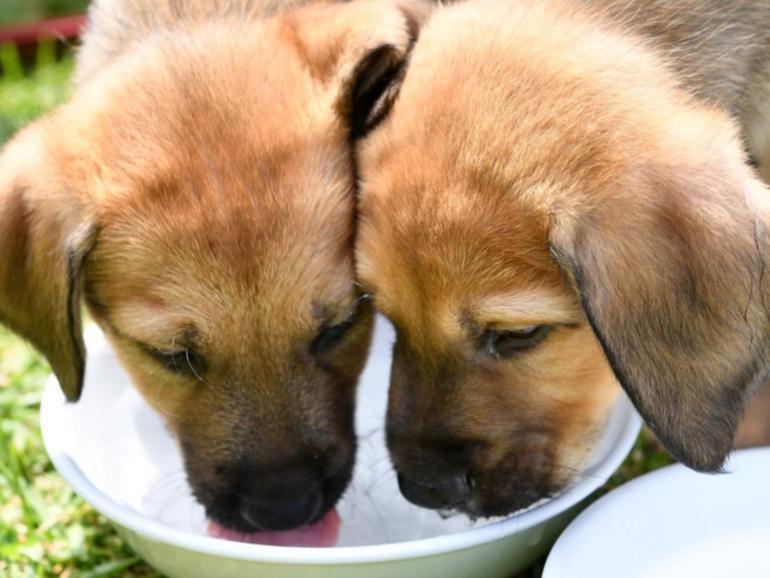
590;0;770;181
357;0;770;517
0;0;431;531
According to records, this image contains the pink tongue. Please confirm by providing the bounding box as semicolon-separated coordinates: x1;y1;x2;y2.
207;509;340;547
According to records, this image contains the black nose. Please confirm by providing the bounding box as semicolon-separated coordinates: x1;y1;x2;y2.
198;451;356;533
240;487;323;531
397;471;472;510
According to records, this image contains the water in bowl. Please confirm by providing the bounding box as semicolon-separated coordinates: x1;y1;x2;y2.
57;320;499;547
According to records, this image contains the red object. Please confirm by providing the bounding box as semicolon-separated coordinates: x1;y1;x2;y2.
0;15;86;45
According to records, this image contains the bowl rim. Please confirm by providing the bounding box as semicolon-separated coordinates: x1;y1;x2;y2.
542;446;770;578
41;354;641;565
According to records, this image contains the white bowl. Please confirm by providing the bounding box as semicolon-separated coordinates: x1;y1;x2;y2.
41;318;641;578
544;447;770;578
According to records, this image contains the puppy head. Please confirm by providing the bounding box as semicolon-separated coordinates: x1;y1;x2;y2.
357;0;770;517
0;0;429;532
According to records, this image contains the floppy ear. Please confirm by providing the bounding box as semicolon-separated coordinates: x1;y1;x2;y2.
289;0;432;138
550;136;770;473
0;122;95;402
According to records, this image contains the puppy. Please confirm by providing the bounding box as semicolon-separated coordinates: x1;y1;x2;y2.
0;0;430;536
356;0;770;518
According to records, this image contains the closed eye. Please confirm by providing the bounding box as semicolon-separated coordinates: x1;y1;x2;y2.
311;295;371;356
481;325;552;359
311;319;356;355
148;344;206;380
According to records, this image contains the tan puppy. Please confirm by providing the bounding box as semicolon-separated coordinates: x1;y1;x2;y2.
0;0;430;534
356;0;770;518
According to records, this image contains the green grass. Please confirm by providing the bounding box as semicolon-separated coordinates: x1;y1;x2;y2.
0;327;160;578
0;0;90;26
0;42;674;578
0;325;161;577
0;42;74;143
0;45;160;578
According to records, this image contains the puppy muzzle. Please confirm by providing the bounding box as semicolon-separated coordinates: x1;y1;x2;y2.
396;470;472;510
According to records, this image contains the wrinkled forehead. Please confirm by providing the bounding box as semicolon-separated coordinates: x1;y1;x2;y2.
77;33;357;333
90;187;356;338
355;9;648;304
357;180;564;329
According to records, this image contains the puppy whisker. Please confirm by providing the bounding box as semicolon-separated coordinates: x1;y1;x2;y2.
184;346;204;383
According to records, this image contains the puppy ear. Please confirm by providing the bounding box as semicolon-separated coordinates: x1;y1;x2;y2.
342;0;433;138
0;122;95;402
550;128;770;473
289;0;432;138
343;40;411;139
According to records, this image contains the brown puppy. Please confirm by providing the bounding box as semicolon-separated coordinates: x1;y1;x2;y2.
356;0;770;518
0;0;430;533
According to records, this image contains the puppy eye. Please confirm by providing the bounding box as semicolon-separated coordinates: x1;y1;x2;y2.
150;347;206;380
311;296;370;356
481;325;552;358
311;318;357;356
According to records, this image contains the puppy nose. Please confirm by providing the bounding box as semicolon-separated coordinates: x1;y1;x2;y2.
240;487;323;531
397;471;472;510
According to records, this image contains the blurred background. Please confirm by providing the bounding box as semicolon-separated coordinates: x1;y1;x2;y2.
0;2;676;577
0;0;89;25
0;0;86;142
0;2;163;576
